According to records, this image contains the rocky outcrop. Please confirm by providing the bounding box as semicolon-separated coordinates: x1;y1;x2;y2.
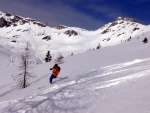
101;17;142;34
117;17;141;24
42;36;51;41
56;25;67;30
0;12;46;28
0;17;11;27
0;17;7;27
64;30;78;37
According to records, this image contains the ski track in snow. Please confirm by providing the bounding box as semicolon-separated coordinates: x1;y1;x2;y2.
1;58;150;113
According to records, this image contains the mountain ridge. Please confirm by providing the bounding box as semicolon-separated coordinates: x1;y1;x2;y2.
0;11;150;62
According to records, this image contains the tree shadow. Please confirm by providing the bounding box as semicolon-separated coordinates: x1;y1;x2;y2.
0;88;15;98
1;78;91;113
0;83;11;90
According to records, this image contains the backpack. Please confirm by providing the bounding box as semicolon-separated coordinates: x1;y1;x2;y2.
58;66;61;71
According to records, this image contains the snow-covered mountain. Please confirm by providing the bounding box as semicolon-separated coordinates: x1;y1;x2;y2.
0;11;150;62
0;11;150;113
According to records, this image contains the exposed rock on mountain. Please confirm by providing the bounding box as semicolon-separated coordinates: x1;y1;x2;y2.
42;36;51;41
56;25;67;30
117;17;141;24
0;12;46;28
0;17;10;27
64;30;78;37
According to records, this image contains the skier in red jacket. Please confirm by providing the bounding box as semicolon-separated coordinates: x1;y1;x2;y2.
49;64;61;84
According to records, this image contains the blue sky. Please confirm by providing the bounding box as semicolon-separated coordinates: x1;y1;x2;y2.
0;0;149;30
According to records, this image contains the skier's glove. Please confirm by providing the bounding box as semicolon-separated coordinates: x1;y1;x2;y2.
50;68;52;70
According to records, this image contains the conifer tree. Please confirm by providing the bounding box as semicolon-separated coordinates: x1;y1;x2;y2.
45;51;52;62
143;37;148;43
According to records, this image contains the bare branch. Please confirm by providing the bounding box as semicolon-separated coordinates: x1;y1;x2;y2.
12;42;35;89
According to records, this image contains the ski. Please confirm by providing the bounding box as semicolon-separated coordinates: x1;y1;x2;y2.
38;76;69;89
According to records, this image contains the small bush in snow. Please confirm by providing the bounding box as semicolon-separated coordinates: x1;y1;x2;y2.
55;53;64;64
96;43;101;49
143;37;148;43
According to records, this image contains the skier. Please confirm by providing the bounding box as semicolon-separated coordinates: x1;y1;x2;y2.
49;64;61;84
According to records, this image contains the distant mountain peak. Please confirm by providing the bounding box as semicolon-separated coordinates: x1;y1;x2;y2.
116;17;141;24
0;12;46;28
56;25;67;29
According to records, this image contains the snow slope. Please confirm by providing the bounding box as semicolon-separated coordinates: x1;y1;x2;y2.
0;35;150;113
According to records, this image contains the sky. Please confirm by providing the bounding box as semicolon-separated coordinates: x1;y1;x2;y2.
0;0;150;30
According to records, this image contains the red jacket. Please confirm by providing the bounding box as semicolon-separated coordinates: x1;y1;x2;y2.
52;66;60;77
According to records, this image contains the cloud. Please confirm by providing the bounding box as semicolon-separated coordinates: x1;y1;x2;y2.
85;3;124;19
